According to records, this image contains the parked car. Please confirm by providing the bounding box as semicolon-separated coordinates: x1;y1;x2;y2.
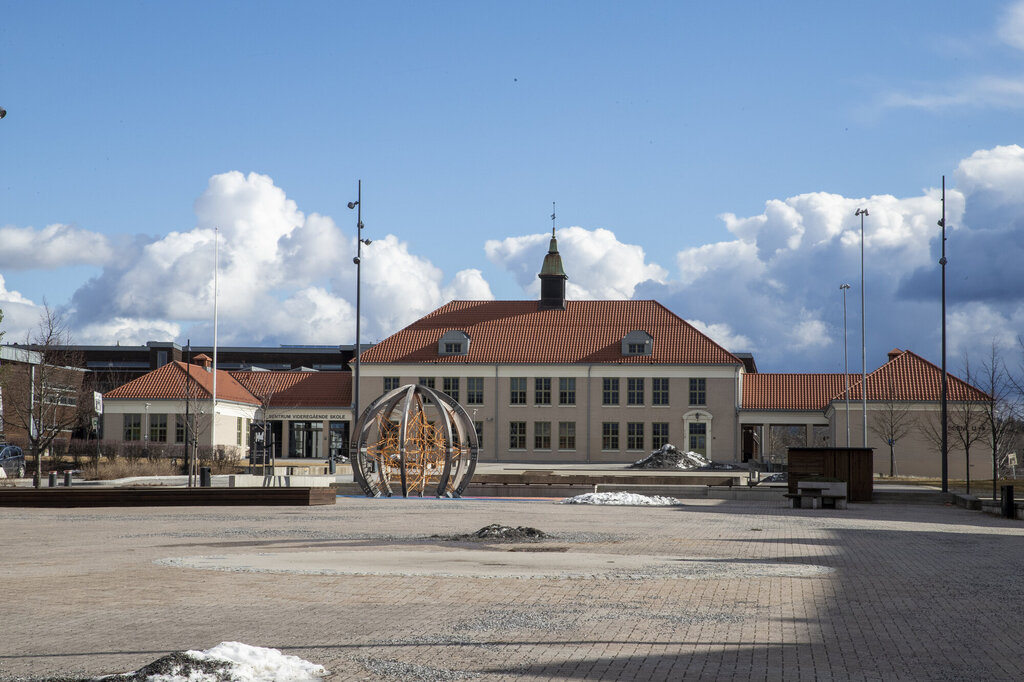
0;444;26;478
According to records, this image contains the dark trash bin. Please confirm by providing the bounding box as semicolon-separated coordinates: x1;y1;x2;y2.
1002;485;1015;519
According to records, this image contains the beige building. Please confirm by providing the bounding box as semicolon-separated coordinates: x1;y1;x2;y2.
103;354;352;462
357;231;989;477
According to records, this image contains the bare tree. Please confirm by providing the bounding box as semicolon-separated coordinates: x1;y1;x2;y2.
870;375;916;477
948;354;987;494
0;306;88;486
977;341;1019;499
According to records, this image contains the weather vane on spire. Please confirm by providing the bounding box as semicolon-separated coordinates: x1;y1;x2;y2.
551;202;556;237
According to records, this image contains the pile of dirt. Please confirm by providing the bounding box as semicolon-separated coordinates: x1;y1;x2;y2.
629;444;746;471
442;523;549;543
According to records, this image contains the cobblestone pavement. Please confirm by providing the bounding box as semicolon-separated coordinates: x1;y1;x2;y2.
1;496;1023;681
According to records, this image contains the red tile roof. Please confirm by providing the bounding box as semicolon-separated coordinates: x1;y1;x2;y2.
104;361;260;405
230;371;351;408
742;373;854;411
849;349;989;402
360;300;742;365
741;350;988;410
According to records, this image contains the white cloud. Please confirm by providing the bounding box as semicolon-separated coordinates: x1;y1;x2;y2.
485;226;667;299
74;317;183;346
955;144;1024;202
788;314;831;351
999;1;1024;51
880;3;1024;113
0;275;43;342
63;171;498;347
442;269;495;303
0;224;113;269
688;320;754;352
947;303;1023;357
32;144;1024;374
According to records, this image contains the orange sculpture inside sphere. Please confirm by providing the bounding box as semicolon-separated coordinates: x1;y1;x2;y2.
350;384;478;497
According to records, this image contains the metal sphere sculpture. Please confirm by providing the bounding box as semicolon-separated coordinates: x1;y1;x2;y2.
350;384;479;498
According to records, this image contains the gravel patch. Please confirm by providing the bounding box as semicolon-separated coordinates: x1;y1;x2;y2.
356;656;480;681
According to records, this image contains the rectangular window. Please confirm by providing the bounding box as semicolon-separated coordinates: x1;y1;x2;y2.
627;422;644;450
534;421;551;449
509;421;526;449
627;342;645;355
510;377;527;405
384;377;400;392
689;378;707;406
175;415;186;443
627;378;644;406
652;378;669;406
474;421;484;449
419;377;435;403
689;422;707;455
236;417;243;446
149;414;167;442
442;377;460;403
124;414;142;441
559;378;576;405
652;422;670;449
602;422;619;450
534;377;551;405
443;342;463;354
466;377;484;405
558;421;576;450
602;378;619;405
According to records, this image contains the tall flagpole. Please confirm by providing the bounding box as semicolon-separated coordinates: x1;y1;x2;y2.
856;207;869;447
211;227;219;459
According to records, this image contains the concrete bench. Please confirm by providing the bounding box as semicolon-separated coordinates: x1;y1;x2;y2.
786;481;848;509
785;491;848;509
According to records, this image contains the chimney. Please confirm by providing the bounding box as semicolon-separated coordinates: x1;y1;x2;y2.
193;353;213;372
887;348;902;363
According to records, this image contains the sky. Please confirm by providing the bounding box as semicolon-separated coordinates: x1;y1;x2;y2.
2;1;1024;373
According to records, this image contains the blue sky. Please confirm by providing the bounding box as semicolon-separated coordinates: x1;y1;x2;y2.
2;1;1024;373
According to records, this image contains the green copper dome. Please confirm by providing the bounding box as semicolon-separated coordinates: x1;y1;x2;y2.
539;229;567;279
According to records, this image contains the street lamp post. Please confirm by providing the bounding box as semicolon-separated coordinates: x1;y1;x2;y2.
347;181;371;475
939;176;949;493
840;283;852;447
855;207;869;448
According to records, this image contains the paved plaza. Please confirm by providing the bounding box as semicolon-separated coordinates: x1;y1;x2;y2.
1;495;1023;681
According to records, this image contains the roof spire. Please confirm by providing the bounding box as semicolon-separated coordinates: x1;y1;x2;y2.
539;202;568;310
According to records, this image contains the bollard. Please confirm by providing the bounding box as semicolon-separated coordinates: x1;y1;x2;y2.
200;466;212;488
1002;485;1015;519
48;471;57;488
64;471;73;487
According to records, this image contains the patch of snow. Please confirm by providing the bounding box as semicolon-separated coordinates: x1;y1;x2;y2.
561;491;681;506
106;642;327;682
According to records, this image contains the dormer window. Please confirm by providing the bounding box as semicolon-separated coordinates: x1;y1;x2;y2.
438;330;471;356
622;330;653;357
